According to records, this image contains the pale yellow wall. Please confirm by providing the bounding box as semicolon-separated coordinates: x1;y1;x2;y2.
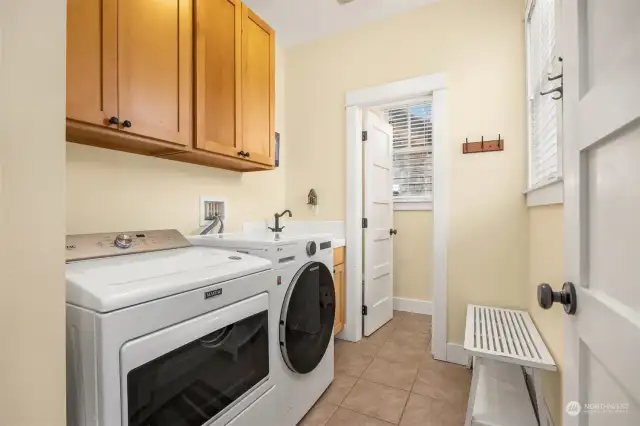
529;204;564;426
285;0;529;343
66;47;287;235
394;211;433;301
0;1;67;425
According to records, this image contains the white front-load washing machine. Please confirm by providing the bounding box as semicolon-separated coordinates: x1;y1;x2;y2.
189;232;336;426
65;229;279;426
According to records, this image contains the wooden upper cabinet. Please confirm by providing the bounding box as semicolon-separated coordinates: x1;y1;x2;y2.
117;0;192;146
66;0;117;125
241;5;275;166
195;0;242;157
66;0;276;172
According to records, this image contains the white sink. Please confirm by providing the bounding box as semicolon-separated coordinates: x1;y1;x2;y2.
243;220;345;248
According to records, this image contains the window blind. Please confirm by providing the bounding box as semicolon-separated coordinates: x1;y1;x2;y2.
382;100;433;201
528;0;559;187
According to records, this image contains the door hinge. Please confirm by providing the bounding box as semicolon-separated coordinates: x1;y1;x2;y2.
362;305;368;316
362;131;368;141
362;218;368;229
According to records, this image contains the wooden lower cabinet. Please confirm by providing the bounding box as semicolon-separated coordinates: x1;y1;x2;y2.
333;247;346;335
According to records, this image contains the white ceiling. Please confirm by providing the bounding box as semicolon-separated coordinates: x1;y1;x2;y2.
242;0;439;47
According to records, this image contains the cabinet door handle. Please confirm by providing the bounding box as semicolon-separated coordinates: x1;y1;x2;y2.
108;116;119;125
244;152;251;158
121;120;132;128
238;151;246;157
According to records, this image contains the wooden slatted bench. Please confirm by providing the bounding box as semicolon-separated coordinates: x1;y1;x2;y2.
463;305;557;426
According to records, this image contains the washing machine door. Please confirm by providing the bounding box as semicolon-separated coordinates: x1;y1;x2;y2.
280;261;335;374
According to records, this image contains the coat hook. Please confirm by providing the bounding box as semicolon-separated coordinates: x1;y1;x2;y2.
541;86;563;100
548;72;563;81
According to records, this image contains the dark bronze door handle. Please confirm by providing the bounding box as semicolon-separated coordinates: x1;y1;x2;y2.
537;282;577;315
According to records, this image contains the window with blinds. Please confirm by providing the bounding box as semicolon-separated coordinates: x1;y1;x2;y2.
527;0;559;188
382;100;433;203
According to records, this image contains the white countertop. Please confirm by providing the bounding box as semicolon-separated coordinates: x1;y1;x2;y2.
333;238;345;248
244;220;346;249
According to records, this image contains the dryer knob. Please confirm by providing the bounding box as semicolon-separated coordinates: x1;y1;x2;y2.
114;234;133;249
306;241;317;256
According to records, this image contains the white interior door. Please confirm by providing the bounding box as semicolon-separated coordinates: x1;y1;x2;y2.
363;111;394;336
563;0;640;424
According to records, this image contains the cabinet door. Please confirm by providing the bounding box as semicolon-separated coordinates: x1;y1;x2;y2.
334;263;345;335
117;0;192;146
195;0;242;157
66;0;117;125
241;5;275;166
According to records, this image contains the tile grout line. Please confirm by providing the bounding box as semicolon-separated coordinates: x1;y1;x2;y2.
397;320;432;425
326;313;431;426
379;320;415;424
331;406;397;426
398;348;423;425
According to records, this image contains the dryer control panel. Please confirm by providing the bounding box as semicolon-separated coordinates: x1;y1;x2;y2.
65;229;191;262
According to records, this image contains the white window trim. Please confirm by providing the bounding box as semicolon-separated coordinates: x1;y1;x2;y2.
395;200;433;211
525;0;564;207
525;177;563;207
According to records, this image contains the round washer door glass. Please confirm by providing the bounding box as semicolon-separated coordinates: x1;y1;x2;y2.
280;261;335;374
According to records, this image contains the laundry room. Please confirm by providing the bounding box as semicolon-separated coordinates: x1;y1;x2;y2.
6;0;639;425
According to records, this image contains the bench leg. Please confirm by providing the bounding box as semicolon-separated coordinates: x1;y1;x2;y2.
465;356;480;426
533;369;549;426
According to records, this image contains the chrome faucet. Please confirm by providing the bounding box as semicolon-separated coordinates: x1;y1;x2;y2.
268;210;292;233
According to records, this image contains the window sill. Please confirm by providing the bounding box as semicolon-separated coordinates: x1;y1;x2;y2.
394;201;433;211
525;178;563;207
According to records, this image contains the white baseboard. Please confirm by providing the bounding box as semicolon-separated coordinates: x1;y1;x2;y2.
446;343;470;366
393;298;433;315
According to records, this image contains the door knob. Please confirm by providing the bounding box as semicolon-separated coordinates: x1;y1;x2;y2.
389;229;398;235
537;282;577;315
238;151;246;157
121;120;132;128
108;116;119;125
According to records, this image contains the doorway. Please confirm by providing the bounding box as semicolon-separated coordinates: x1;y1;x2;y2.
343;74;450;362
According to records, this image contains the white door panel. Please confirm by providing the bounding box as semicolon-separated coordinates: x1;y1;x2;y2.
564;0;640;423
363;111;394;336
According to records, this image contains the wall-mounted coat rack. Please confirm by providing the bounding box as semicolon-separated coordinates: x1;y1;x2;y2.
462;135;504;154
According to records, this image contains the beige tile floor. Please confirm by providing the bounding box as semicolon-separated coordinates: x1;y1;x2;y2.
298;312;471;426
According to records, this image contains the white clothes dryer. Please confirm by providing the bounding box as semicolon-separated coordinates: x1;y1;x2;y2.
65;229;278;426
189;232;336;426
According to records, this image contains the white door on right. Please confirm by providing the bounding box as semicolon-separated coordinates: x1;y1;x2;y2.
563;0;640;425
363;111;395;337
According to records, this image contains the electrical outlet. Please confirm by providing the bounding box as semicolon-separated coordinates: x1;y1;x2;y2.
199;196;226;227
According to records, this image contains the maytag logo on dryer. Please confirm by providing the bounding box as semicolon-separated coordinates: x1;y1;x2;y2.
204;289;223;300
